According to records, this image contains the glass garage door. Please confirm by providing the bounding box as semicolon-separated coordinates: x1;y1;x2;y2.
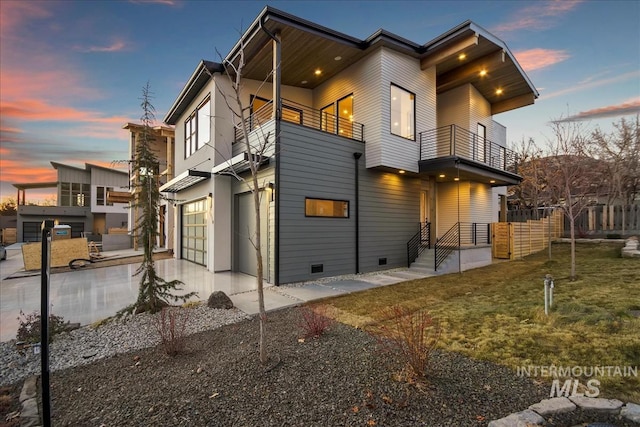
181;199;207;265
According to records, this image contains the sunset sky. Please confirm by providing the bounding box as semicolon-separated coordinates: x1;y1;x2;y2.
1;0;639;203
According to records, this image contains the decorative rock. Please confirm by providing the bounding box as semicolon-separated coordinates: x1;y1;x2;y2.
528;397;576;416
622;236;640;258
19;375;37;403
21;397;41;427
207;291;234;309
621;402;640;423
568;396;623;412
487;409;544;427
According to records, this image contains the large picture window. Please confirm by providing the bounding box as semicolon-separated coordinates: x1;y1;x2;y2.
390;84;415;140
60;182;90;207
185;96;211;158
305;198;349;218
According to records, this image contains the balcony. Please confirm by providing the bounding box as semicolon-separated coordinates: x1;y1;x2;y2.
234;98;364;143
418;124;521;186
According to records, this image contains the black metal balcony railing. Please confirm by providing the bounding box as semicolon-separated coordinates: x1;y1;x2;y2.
419;124;518;173
234;98;365;143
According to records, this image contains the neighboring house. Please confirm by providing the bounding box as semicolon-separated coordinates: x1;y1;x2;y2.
122;123;176;253
13;162;129;248
160;6;537;284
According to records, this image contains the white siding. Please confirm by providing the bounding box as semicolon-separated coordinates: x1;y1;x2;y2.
314;49;383;169
469;183;493;223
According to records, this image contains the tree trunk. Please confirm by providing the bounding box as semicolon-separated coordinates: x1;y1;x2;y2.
252;172;267;365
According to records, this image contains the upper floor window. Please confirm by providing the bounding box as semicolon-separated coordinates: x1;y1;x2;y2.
60;182;90;207
185;97;210;158
96;186;114;206
390;84;415;140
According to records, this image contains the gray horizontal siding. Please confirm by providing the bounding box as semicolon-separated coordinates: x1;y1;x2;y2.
278;121;419;283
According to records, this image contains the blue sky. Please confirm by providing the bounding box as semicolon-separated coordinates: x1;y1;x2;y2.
1;0;639;202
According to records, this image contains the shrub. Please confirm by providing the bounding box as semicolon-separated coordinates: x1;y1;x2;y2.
298;305;333;339
372;305;440;382
154;307;190;356
16;310;68;344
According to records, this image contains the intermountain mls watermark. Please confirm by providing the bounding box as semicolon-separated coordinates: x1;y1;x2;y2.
518;365;638;398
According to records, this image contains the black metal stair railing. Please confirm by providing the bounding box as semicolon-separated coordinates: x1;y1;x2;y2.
406;222;430;267
435;222;460;271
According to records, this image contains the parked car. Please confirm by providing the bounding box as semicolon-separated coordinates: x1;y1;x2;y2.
0;245;6;261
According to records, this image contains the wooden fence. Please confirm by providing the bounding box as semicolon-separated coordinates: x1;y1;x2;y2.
1;228;16;245
492;210;564;259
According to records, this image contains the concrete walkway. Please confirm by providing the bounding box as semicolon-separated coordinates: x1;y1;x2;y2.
0;244;439;342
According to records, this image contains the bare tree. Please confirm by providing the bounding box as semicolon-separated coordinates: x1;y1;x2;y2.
120;83;196;315
544;119;602;280
591;115;640;235
511;137;545;216
207;40;275;365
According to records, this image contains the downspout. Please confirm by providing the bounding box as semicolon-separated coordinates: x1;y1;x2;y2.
260;19;281;285
353;152;362;274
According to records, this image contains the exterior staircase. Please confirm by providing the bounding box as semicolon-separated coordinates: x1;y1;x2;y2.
409;247;459;276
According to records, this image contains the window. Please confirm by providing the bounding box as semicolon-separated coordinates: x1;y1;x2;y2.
390;84;415;140
249;96;303;134
305;198;349;218
60;182;90;207
96;186;114;206
320;103;336;133
337;94;354;139
184;97;211;158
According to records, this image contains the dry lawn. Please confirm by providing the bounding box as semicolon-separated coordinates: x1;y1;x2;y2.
324;242;640;402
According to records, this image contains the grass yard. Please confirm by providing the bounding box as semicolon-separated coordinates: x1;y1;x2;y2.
324;242;640;402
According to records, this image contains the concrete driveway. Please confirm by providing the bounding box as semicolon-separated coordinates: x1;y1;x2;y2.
0;248;265;342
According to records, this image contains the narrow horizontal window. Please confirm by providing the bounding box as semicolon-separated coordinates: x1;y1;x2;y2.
305;198;349;218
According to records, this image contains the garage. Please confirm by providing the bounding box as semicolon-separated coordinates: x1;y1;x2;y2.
181;199;207;265
236;191;268;277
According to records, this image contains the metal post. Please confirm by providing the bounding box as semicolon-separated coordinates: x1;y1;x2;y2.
41;219;54;426
544;274;553;315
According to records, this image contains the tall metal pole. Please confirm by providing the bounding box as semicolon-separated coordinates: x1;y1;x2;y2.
41;219;54;426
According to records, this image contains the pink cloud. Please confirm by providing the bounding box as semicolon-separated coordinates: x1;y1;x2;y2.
1;98;129;124
544;70;640;99
129;0;180;6
492;0;583;33
553;99;640;122
0;1;51;37
76;40;129;53
514;48;570;72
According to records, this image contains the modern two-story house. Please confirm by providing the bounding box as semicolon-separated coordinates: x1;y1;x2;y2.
160;6;537;285
13;162;129;248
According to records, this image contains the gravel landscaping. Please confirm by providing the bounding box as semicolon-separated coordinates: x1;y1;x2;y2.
2;306;638;426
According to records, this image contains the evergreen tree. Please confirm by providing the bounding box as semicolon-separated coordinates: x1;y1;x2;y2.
120;83;196;315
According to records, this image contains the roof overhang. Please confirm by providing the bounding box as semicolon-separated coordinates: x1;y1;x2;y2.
13;181;58;190
159;169;211;193
421;21;538;114
211;152;270;175
419;156;522;187
165;8;537;125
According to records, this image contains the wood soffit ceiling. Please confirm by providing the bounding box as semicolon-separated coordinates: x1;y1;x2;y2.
227;11;536;112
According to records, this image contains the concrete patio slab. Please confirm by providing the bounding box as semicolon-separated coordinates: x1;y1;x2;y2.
357;275;406;286
323;280;377;292
229;289;301;315
277;283;347;302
